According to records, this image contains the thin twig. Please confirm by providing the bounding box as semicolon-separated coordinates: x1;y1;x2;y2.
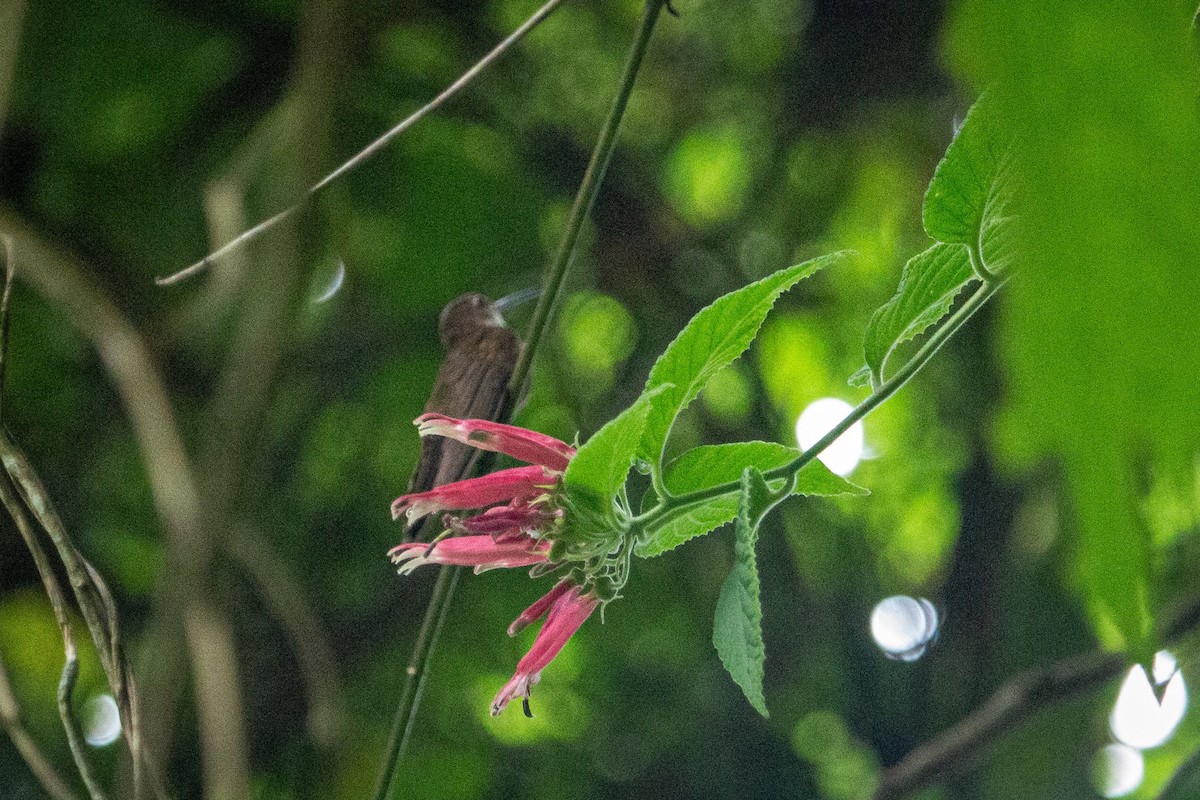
0;234;13;420
3;208;345;777
510;0;664;393
873;592;1200;799
155;0;569;287
0;649;78;800
371;2;668;796
0;433;165;798
0;464;106;799
0;231;114;799
371;566;461;800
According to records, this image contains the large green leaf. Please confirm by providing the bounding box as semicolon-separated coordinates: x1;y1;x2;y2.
922;93;1017;276
637;253;847;463
563;387;665;517
947;0;1200;657
712;467;781;717
854;243;976;388
635;442;866;558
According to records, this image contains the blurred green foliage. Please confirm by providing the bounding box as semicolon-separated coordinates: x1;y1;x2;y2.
0;0;1198;799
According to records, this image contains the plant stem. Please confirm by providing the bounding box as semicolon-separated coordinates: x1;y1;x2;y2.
372;565;460;800
371;3;665;798
968;239;998;283
511;0;666;393
642;278;1003;524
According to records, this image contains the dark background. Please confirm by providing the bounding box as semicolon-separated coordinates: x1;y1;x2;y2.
1;0;1197;799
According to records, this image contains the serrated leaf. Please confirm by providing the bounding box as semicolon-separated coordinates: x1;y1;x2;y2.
635;442;866;558
637;500;743;559
923;93;1017;277
564;387;666;514
638;253;848;463
666;442;867;497
860;243;976;386
712;467;782;717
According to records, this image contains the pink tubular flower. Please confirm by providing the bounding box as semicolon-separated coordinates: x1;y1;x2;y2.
415;413;576;472
443;503;561;538
388;536;551;575
390;415;597;715
390;465;553;525
492;584;599;717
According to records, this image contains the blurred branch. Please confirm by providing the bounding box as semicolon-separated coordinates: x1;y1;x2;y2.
227;526;346;747
0;235;12;420
156;0;569;287
0;649;77;800
0;205;344;786
0;207;206;785
874;592;1200;800
0;0;26;144
143;0;348;795
371;2;668;798
0;228;157;798
0;451;107;800
183;97;304;333
0;432;170;799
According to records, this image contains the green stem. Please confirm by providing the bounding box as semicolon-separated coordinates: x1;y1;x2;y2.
641;278;1003;526
967;239;998;283
510;0;665;394
372;3;665;798
371;565;460;800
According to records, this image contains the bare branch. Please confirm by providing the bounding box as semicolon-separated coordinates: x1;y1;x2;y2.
0;464;106;799
0;649;78;800
155;0;568;286
874;593;1200;800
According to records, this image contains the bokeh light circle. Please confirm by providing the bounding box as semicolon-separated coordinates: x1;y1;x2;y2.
795;397;864;476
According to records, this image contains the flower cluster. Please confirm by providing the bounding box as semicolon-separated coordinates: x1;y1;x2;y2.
389;413;599;716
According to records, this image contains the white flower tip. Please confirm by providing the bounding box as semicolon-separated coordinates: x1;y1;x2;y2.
407;500;440;524
415;414;457;438
388;546;429;575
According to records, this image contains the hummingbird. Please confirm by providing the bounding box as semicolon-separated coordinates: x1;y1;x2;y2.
405;291;531;535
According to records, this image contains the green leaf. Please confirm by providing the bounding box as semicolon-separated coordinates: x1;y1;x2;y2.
563;387;666;516
859;243;975;387
635;442;866;558
712;467;782;717
666;442;867;497
638;253;848;463
1157;748;1200;800
922;93;1017;275
946;0;1200;655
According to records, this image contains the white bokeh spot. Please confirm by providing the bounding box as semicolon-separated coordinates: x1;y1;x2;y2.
83;694;122;747
1109;651;1187;750
1092;743;1144;798
795;397;864;476
869;596;939;662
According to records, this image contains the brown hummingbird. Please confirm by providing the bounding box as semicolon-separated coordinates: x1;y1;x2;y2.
405;292;528;536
